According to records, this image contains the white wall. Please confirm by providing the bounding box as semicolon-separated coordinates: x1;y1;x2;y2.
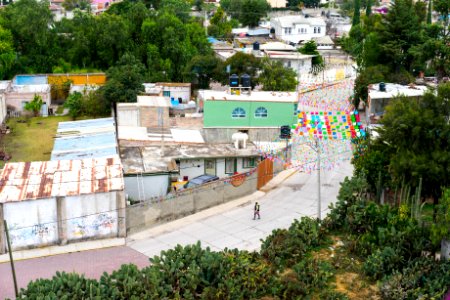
65;192;118;241
181;157;257;179
180;159;204;180
271;19;326;44
4;198;58;250
124;174;169;201
163;86;191;103
273;58;312;76
0;94;6;124
117;107;140;127
6;91;51;112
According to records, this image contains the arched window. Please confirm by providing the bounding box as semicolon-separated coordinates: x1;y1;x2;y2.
254;107;268;118
232;107;246;118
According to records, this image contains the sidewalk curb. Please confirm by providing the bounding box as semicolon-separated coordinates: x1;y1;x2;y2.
0;238;125;263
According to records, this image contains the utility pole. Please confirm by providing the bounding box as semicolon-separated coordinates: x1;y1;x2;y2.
4;220;18;298
316;138;321;220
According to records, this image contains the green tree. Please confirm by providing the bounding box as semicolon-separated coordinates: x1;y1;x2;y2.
259;58;298;91
365;0;371;16
352;0;361;26
185;54;221;89
62;0;91;11
0;0;58;73
159;0;191;22
427;0;432;24
208;7;232;38
431;188;450;259
100;53;145;106
298;40;323;66
376;82;450;207
215;52;261;86
239;0;270;27
64;92;83;120
0;26;15;80
24;94;43;117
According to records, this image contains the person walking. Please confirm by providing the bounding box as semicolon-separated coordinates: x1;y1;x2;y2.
253;202;261;220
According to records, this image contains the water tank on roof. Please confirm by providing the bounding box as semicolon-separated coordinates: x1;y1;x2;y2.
379;82;386;92
230;74;239;87
241;74;251;88
253;41;260;51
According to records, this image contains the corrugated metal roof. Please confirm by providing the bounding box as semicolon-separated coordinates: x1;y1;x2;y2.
51;118;118;161
0;156;124;203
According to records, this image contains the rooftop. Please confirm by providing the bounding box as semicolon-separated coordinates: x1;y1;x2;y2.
10;84;50;93
121;143;259;174
51;118;118;161
198;90;298;103
271;15;326;27
156;82;191;88
265;51;315;60
136;96;171;107
0;156;123;203
0;81;11;92
260;42;296;51
368;83;429;100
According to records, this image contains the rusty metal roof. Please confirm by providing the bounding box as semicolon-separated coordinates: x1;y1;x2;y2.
0;156;123;203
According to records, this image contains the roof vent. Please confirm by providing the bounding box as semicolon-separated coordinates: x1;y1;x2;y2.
379;82;386;92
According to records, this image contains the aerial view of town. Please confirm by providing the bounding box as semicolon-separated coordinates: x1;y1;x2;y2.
0;0;448;298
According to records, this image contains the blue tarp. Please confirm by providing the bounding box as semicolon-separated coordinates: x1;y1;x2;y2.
207;37;220;44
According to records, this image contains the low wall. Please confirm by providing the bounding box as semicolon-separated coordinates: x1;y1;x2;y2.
203;128;280;143
0;191;126;253
126;172;257;234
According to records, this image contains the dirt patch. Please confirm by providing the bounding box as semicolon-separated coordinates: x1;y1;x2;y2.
335;272;379;300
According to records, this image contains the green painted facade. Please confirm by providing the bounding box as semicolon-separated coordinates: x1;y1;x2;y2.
204;100;297;128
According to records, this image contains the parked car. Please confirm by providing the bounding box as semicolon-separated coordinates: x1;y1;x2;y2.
183;174;220;189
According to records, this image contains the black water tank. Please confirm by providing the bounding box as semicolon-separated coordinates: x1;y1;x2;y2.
230;74;239;87
241;74;251;88
253;41;260;51
379;82;386;92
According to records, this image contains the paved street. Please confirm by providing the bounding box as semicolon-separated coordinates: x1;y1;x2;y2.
128;159;353;257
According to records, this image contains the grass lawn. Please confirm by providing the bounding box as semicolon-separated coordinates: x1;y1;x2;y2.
0;115;75;166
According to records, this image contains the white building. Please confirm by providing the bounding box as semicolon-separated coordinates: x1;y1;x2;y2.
271;15;326;44
265;51;314;76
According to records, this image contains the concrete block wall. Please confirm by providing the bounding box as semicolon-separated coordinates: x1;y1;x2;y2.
140;106;170;129
0;191;126;254
126;172;257;235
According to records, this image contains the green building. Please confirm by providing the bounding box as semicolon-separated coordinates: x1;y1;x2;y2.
198;90;299;142
200;91;298;128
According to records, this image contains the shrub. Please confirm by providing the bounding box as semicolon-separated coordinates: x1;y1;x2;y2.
363;247;404;280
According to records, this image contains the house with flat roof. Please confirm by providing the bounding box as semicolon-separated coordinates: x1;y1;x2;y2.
271;15;326;44
367;83;429;124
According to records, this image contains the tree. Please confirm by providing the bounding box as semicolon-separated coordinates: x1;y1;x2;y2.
431;188;450;259
100;53;145;106
0;0;58;73
239;0;270;28
376;82;450;208
64;92;83;120
298;41;323;66
62;0;91;11
352;0;361;26
24;94;43;117
365;0;372;16
208;7;232;39
184;54;221;89
215;52;261;86
0;26;15;80
259;58;298;91
427;0;432;24
159;0;191;22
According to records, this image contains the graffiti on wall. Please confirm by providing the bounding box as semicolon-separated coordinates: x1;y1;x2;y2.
68;213;117;239
9;223;58;248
